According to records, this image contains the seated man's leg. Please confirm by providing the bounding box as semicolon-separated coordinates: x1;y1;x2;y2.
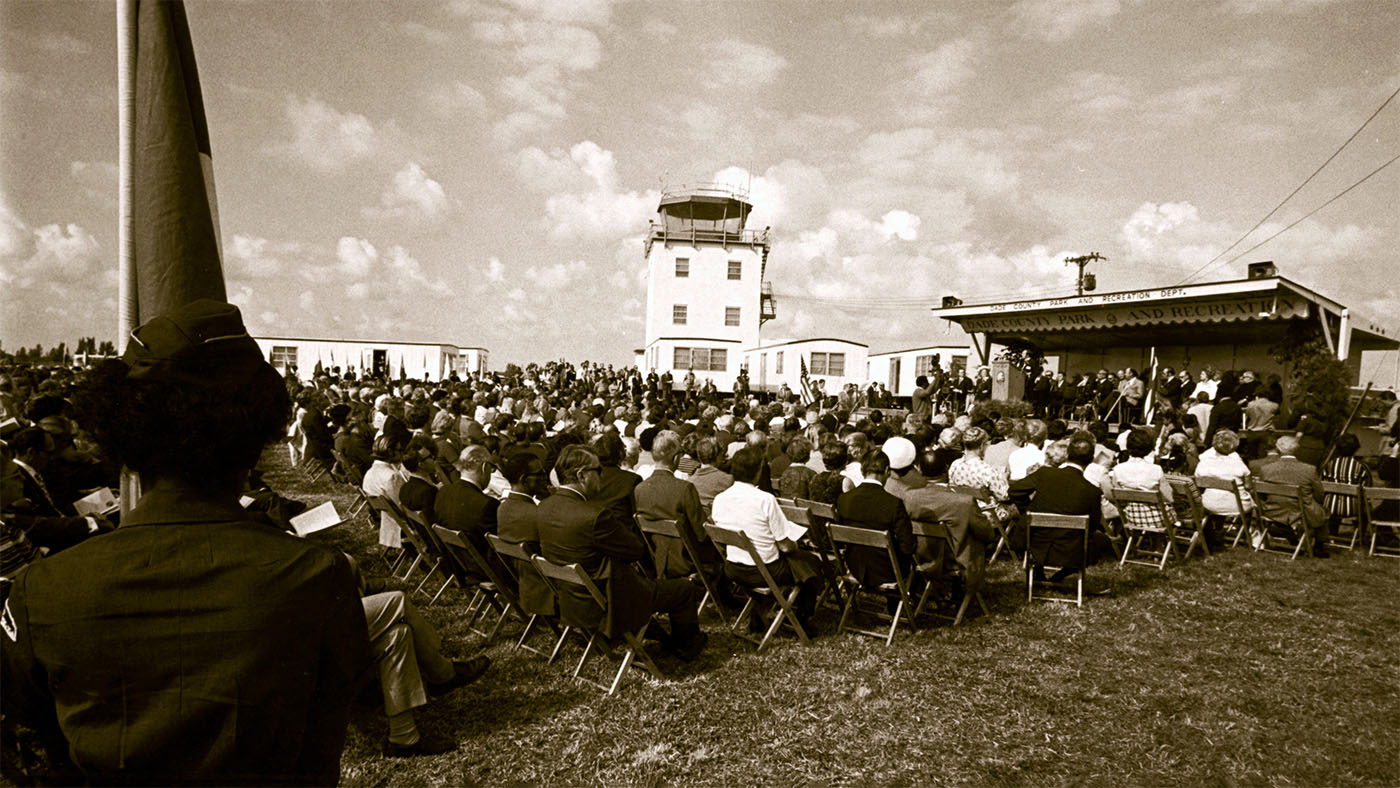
649;577;701;638
362;592;432;724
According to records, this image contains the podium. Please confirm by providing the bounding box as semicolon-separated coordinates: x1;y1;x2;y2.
991;360;1025;401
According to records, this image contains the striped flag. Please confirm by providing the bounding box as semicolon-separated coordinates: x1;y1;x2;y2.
133;0;225;319
799;355;816;406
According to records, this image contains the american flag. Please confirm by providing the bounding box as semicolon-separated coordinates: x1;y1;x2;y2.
800;356;817;406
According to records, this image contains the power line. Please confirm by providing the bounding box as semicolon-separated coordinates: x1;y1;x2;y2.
1176;85;1400;286
1209;152;1399;274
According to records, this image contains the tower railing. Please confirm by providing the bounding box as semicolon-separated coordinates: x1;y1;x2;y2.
647;223;770;250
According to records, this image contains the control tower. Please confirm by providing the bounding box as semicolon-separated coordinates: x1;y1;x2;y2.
640;183;776;390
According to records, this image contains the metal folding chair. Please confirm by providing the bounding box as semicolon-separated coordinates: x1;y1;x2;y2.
703;524;812;652
1320;480;1364;551
1251;479;1315;560
1025;512;1091;608
633;515;729;625
434;525;516;641
484;533;566;659
1109;485;1187;570
1359;486;1400;558
910;519;988;626
1194;475;1255;548
1164;474;1213;560
792;497;848;610
530;555;664;695
827;524;918;646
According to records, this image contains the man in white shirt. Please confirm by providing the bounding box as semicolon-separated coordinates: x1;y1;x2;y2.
710;446;823;631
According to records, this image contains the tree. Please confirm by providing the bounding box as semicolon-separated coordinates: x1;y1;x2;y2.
98;340;116;356
1270;321;1351;439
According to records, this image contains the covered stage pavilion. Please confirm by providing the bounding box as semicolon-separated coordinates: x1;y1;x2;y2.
931;269;1398;396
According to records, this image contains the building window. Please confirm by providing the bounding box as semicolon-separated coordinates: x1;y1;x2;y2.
673;304;687;325
725;306;741;326
776;351;784;375
270;345;297;370
810;352;846;376
673;347;726;372
727;260;742;280
675;257;689;277
915;354;936;377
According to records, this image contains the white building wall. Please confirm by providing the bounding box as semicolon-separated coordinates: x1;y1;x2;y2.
867;344;972;397
643;240;764;391
253;337;487;382
744;339;869;394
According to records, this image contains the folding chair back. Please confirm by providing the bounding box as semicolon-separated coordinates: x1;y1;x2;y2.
949;484;1019;564
485;533;564;660
1251;479;1314;559
1320;481;1364;551
826;523;916;645
366;495;425;580
1109;485;1182;570
634;515;729;625
909;519;987;626
703;524;811;651
1025;512;1090;607
780;502;844;610
433;525;517;641
1194;475;1254;547
1164;474;1212;559
530;554;662;694
1358;486;1400;558
399;505;467;604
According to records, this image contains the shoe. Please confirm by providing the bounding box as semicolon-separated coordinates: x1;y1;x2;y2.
1312;547;1331;559
666;631;708;661
384;734;456;758
426;656;490;697
642;621;670;642
1084;584;1112;597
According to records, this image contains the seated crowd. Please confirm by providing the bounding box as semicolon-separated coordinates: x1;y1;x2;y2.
1;301;1397;785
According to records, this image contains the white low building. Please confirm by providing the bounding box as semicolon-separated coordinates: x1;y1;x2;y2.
867;344;974;397
743;338;868;395
252;336;488;382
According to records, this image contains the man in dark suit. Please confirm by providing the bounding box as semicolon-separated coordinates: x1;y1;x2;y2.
836;451;915;591
1256;434;1330;557
1008;434;1114;585
496;452;554;615
434;444;503;578
537;445;706;660
589;432;641;524
634;430;720;581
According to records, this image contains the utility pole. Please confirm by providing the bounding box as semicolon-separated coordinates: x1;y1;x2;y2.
1065;253;1105;296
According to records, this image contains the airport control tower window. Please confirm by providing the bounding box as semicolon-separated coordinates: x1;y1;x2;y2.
675;257;689;277
725;307;741;326
673;304;687;325
727;260;742;280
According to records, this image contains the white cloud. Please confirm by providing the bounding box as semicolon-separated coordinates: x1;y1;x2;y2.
907;38;977;96
1010;0;1125;42
282;95;377;170
69;160;118;202
227;233;302;278
26;223;101;283
402;21;451;44
518;141;659;241
345;282;369;300
707;40;788;88
523;259;588;289
365;162;449;221
299;290;316;311
1122;201;1202;258
385;245;454;296
336;236;377;277
879;210;921;242
485;256;505;282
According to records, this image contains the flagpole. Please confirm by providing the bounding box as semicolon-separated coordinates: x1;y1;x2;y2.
117;0;140;517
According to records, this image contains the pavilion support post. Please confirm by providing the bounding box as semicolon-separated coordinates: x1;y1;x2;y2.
1317;306;1336;356
1337;308;1352;361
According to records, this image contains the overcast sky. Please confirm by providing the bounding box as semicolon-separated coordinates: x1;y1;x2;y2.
2;0;1397;381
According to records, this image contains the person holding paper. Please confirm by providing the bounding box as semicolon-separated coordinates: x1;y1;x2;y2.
710;446;823;633
2;301;370;786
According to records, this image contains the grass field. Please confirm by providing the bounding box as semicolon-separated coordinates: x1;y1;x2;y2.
255;452;1400;785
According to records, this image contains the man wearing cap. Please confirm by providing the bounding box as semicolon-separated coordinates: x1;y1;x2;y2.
2;300;371;785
